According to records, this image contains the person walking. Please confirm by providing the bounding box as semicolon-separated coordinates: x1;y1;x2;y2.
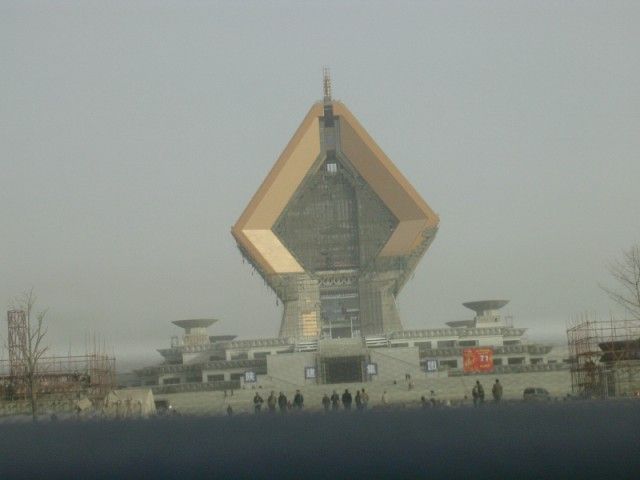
330;390;340;411
361;389;369;410
253;392;264;414
381;390;389;407
267;391;277;413
355;390;362;411
342;389;353;411
492;379;503;404
322;393;331;412
293;389;304;410
476;380;484;405
472;384;479;407
277;391;287;413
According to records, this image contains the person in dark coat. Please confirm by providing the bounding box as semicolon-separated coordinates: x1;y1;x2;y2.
473;380;485;406
355;390;363;411
492;379;503;403
253;392;263;414
342;389;353;410
293;390;304;409
322;394;331;412
277;391;287;413
267;391;277;413
330;390;340;411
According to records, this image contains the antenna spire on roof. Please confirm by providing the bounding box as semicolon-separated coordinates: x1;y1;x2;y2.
323;67;332;104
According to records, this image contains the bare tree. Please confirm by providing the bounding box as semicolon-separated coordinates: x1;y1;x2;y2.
601;244;640;321
11;288;49;421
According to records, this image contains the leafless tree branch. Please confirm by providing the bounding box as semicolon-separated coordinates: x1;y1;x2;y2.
601;244;640;321
12;288;49;421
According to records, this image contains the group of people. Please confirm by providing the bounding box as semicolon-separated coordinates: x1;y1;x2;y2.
471;379;503;406
252;388;373;414
252;390;305;414
321;388;370;412
242;379;506;415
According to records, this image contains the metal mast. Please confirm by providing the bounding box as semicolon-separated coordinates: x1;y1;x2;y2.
323;67;332;104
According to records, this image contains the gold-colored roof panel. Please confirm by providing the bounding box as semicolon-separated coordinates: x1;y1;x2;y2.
234;103;323;231
232;99;439;277
335;102;437;224
379;219;429;257
243;229;304;273
232;103;323;274
334;102;439;257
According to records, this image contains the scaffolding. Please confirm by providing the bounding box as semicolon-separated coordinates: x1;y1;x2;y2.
1;310;116;405
7;310;27;377
567;315;640;398
0;354;116;400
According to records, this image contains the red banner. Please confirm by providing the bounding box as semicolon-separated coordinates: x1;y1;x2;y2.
463;348;494;373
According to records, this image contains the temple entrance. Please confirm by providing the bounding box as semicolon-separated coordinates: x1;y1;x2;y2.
322;356;364;384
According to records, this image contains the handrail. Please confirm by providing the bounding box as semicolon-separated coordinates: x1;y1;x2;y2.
151;380;240;395
447;363;569;377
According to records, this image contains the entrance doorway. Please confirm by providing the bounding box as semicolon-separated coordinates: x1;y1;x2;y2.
322;356;364;384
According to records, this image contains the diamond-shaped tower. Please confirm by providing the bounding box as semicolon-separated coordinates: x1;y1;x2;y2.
232;73;439;339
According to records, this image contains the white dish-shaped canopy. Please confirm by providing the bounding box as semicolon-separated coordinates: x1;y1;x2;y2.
462;300;509;316
172;319;218;333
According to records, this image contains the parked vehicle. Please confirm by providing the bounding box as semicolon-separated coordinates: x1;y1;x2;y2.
523;387;551;402
154;399;177;415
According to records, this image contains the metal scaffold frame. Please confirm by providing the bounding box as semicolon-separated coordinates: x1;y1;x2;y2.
7;310;27;377
567;315;640;398
1;310;116;404
0;354;116;400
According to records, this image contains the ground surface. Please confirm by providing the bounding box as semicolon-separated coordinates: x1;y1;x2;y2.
0;401;639;479
157;370;572;416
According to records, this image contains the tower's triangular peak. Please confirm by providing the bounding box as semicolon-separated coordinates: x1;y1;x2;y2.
232;76;439;338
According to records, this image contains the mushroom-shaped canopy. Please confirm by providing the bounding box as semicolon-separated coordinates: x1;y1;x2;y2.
462;300;509;316
172;319;217;333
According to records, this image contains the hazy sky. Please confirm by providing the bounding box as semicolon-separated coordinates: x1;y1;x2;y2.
2;1;639;369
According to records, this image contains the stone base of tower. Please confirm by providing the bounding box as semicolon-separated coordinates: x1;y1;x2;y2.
358;276;403;336
278;274;321;338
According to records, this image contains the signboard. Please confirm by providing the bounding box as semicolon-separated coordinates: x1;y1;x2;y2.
463;348;494;373
244;371;257;383
425;359;438;372
365;363;378;376
304;367;316;379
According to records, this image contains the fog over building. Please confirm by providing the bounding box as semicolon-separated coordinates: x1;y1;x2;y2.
3;3;639;366
134;77;568;395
